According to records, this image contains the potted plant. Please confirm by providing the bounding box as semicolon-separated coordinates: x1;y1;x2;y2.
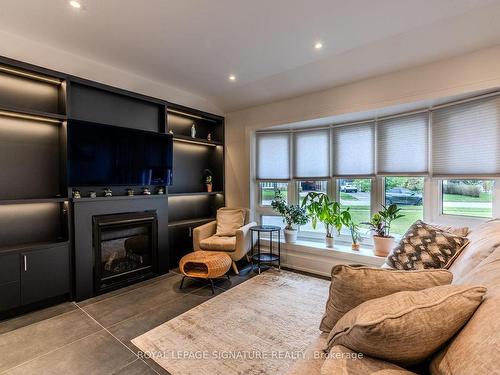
364;204;404;257
301;192;351;248
271;190;308;243
348;221;362;251
203;169;213;192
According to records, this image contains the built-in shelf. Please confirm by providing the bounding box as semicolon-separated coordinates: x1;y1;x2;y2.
168;217;215;227
0;198;68;205
0;239;69;255
72;194;167;203
168;191;223;197
173;135;223;147
0;104;66;123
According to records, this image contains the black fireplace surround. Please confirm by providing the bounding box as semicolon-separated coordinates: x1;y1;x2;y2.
93;212;158;294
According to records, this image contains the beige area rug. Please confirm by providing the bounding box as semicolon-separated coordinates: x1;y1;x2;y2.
132;269;329;375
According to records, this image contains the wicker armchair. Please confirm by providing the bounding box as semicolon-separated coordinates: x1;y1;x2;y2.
193;207;257;274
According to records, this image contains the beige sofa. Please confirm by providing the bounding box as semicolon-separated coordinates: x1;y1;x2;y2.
193;207;257;274
289;219;500;375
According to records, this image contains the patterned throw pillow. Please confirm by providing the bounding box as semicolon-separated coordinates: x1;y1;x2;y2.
387;220;469;270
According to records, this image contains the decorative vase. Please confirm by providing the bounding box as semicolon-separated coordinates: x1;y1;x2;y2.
351;243;360;251
372;235;394;257
325;236;334;248
206;183;213;192
284;228;298;243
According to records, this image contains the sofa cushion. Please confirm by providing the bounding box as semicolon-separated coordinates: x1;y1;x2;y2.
199;235;236;252
449;219;500;283
325;284;486;366
387;220;469;270
321;345;417;375
215;208;245;236
319;265;453;332
431;247;500;375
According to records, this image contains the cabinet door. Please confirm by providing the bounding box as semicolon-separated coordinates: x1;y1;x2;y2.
0;253;21;312
21;244;70;305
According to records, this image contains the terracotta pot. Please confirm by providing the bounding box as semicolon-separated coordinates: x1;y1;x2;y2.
284;229;298;243
372;235;394;257
206;183;213;192
351;243;360;251
325;236;334;248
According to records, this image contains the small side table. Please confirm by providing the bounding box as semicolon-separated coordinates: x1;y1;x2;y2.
250;225;281;274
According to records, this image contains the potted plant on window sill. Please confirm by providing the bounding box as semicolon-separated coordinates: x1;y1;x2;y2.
348;221;362;251
271;190;308;243
363;204;404;257
301;192;351;248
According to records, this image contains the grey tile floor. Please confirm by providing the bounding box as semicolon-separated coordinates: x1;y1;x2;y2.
0;266;256;375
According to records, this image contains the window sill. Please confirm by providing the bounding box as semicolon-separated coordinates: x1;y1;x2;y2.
259;236;386;277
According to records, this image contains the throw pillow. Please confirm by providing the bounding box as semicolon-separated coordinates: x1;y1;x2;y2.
319;265;453;332
325;284;486;366
428;223;470;237
215;208;245;236
387;220;469;270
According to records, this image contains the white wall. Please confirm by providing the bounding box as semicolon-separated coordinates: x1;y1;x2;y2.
0;29;223;115
225;45;500;209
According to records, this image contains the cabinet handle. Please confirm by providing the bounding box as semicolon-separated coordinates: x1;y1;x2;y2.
23;255;27;272
188;227;192;237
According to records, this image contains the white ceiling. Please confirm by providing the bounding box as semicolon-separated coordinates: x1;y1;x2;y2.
1;0;500;113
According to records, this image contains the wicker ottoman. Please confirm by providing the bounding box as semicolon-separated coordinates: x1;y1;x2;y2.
179;251;232;294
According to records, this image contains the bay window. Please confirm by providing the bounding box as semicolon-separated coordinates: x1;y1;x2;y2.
254;92;500;248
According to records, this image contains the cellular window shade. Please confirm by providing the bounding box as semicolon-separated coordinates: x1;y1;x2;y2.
332;122;374;176
293;129;330;178
256;132;290;180
432;95;500;177
377;113;428;174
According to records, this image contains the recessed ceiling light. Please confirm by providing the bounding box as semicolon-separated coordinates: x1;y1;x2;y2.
69;1;81;8
314;42;323;50
228;74;236;81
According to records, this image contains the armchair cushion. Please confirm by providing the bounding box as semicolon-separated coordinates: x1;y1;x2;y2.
199;235;236;252
215;208;245;236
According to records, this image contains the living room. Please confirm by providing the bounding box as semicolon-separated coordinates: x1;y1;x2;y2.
1;1;500;374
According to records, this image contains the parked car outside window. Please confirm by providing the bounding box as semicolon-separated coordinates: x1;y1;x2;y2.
386;188;422;205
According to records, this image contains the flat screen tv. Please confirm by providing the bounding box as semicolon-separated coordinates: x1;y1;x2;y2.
67;121;173;186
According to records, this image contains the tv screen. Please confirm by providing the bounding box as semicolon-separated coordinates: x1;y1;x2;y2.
67;121;173;186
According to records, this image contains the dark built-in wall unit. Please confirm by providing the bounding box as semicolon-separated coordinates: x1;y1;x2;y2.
0;62;70;315
0;56;225;310
167;105;225;265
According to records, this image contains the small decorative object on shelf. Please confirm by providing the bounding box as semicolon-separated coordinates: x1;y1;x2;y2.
168;129;174;135
203;169;213;192
157;186;165;195
142;187;151;195
126;188;134;196
103;188;113;197
207;133;212;141
72;189;81;199
191;123;196;138
89;191;97;198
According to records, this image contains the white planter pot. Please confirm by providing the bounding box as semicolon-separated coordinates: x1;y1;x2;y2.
325;236;334;248
284;229;298;243
373;236;395;257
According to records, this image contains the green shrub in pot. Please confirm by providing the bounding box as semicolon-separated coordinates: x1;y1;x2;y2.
271;190;308;243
